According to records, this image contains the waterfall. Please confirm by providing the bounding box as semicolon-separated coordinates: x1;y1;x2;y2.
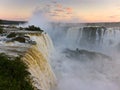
50;25;120;50
0;30;56;90
1;23;120;90
22;33;56;90
26;33;54;59
48;24;120;90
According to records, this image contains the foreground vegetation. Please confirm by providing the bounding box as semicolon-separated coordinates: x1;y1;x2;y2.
0;26;3;34
0;53;34;90
0;19;26;25
25;25;43;32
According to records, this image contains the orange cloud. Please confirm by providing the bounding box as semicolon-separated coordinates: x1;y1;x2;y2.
54;9;64;12
56;4;62;8
65;7;73;13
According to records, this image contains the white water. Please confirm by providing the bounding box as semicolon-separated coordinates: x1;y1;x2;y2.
49;25;120;50
47;25;120;90
22;33;56;90
0;32;56;90
27;12;120;89
50;48;120;90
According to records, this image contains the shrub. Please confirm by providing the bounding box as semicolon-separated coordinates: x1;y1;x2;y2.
7;33;17;38
0;26;3;34
0;20;2;24
25;25;43;32
0;53;34;90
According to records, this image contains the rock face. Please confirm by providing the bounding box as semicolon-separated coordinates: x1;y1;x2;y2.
6;32;36;45
28;40;36;45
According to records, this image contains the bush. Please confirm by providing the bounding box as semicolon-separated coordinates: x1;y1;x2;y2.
0;26;3;34
0;20;2;24
25;25;43;32
0;53;34;90
7;33;17;38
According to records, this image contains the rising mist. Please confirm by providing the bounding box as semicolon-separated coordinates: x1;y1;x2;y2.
26;8;120;90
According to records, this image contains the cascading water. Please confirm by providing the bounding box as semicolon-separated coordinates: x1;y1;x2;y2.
7;23;120;90
50;24;120;50
22;46;56;90
22;33;56;90
47;24;120;90
26;33;54;59
0;32;56;90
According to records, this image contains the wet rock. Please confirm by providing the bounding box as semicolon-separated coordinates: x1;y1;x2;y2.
12;37;26;43
28;40;36;45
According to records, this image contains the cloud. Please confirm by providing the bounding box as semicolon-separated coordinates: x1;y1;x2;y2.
65;7;73;14
51;0;57;4
54;9;64;12
41;1;74;18
29;0;85;22
109;15;120;18
56;4;63;8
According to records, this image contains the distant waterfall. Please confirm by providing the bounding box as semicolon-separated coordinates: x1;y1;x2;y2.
50;25;120;50
22;33;56;90
48;24;120;90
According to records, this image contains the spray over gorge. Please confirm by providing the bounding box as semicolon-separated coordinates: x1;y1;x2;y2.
1;0;120;90
0;25;56;90
24;7;120;90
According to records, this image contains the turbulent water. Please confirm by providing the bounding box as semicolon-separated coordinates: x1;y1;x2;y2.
22;33;56;90
0;33;56;90
2;24;120;90
22;46;55;90
50;24;120;50
47;24;120;90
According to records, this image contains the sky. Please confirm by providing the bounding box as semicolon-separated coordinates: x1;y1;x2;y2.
0;0;120;22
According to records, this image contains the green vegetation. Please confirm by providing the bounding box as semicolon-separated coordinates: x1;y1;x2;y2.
0;20;2;24
25;25;43;32
0;26;3;34
0;19;26;25
7;33;17;38
0;53;34;90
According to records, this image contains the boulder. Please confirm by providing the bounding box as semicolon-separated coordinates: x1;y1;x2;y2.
12;37;25;43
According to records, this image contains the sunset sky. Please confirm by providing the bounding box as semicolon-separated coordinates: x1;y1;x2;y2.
1;0;120;22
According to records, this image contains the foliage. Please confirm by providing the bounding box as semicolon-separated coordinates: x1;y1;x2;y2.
0;53;34;90
0;20;26;25
0;26;3;34
25;25;43;32
7;33;17;38
0;20;2;24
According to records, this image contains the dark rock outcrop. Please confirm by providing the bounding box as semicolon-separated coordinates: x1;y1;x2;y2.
12;37;26;43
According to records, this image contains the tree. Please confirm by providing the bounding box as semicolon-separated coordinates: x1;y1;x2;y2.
0;26;3;34
25;25;43;32
0;53;34;90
